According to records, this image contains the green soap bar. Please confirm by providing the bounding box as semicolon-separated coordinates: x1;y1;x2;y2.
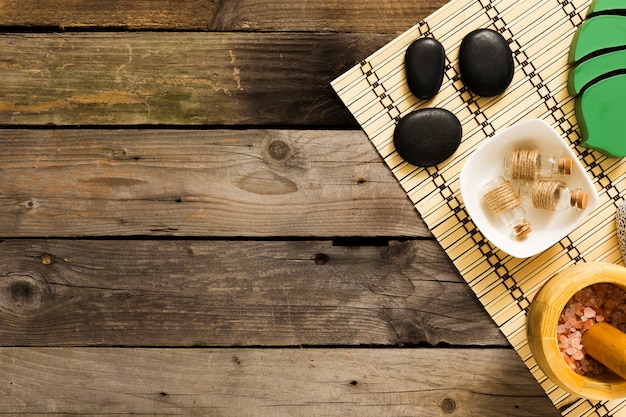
568;48;626;95
588;0;626;15
569;15;626;63
576;73;626;157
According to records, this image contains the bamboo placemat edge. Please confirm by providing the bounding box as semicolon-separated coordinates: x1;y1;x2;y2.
332;0;626;416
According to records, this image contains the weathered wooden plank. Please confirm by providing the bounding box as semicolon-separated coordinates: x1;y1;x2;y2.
0;239;504;347
0;0;449;32
0;32;391;126
0;129;426;237
0;0;216;30
209;0;449;32
0;347;560;417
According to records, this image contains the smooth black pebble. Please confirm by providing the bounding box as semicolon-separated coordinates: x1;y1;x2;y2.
459;28;514;97
393;108;462;167
405;37;445;100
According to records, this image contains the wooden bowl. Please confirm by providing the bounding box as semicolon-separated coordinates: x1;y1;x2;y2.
527;262;626;400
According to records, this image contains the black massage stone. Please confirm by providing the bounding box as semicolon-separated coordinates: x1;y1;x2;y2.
393;108;462;167
405;37;446;100
459;28;514;97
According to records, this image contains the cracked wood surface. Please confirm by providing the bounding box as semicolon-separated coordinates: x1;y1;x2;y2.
0;32;390;126
0;347;557;417
0;129;424;237
0;239;502;347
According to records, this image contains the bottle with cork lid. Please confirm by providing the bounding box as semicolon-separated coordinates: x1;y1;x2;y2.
519;179;588;211
504;149;573;180
482;176;532;239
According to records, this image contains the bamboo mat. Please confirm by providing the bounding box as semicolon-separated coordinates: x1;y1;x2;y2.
331;0;626;415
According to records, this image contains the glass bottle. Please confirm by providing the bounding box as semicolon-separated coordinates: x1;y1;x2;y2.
519;179;588;211
481;176;532;240
503;149;572;180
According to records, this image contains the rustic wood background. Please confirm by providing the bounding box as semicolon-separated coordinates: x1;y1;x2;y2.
0;1;561;415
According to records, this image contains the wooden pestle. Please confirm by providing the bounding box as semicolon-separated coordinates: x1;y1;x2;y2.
582;322;626;380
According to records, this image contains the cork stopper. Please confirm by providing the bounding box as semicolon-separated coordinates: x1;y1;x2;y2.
558;156;573;175
513;221;532;240
570;188;588;210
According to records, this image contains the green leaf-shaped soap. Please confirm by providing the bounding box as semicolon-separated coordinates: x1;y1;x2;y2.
569;10;626;157
587;0;626;16
569;15;626;63
568;49;626;95
576;73;626;157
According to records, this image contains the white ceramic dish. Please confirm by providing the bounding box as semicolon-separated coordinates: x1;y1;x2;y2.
459;119;598;258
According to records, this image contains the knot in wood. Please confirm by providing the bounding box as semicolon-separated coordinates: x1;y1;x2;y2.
267;139;290;161
387;241;416;263
0;273;51;312
441;397;456;413
369;271;416;298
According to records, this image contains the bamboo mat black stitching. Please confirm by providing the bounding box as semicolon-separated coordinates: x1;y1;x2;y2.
332;0;626;415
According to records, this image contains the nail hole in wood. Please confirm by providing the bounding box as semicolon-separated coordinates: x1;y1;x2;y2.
314;253;329;265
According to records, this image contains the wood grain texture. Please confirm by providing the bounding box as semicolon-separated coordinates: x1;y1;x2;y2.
0;0;216;30
0;0;563;414
0;32;391;126
0;0;449;32
196;0;450;32
0;347;561;417
0;239;504;347
0;129;426;237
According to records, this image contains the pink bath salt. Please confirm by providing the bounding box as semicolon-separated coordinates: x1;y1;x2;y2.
562;352;576;370
579;357;604;376
557;282;626;376
562;320;573;332
582;307;596;320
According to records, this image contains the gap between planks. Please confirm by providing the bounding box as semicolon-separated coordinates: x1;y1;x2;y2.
0;239;504;347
